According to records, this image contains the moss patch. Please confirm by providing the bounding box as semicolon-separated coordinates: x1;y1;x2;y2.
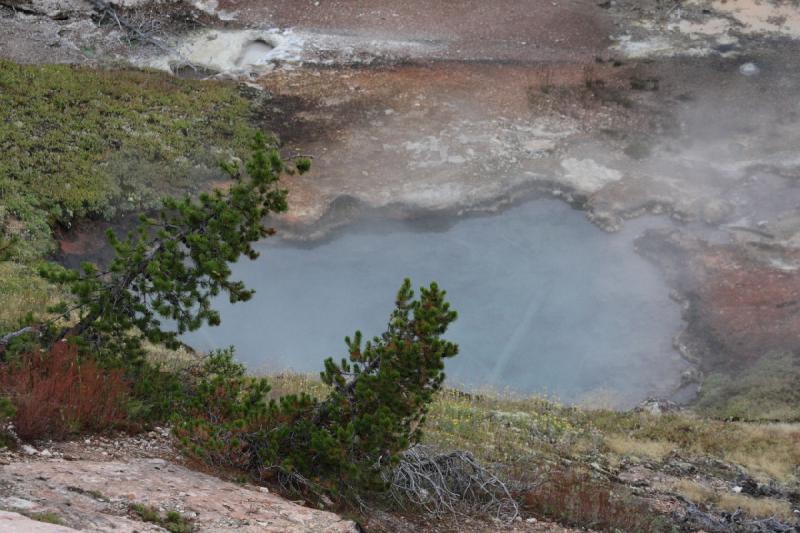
0;60;263;330
695;351;800;422
26;511;65;525
0;60;260;261
130;503;193;532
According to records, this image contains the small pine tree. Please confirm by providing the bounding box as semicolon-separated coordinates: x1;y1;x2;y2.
175;279;458;497
315;279;459;489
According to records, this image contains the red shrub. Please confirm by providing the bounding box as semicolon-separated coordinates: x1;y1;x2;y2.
522;469;669;531
0;342;132;440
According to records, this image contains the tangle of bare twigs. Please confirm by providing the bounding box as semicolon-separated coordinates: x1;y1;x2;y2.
385;445;519;524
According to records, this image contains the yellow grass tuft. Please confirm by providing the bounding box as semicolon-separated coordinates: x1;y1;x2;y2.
604;435;674;461
673;479;716;503
673;480;795;520
724;423;800;481
717;493;794;520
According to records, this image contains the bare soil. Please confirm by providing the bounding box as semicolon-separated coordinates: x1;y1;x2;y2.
218;0;613;62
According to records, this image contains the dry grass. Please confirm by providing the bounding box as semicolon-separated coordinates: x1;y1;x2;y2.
260;369;800;529
724;423;800;481
419;388;588;483
524;469;672;531
263;375;585;483
604;435;674;461
0;262;63;333
717;493;794;520
266;373;800;486
143;341;201;372
588;410;800;483
673;480;794;520
171;369;800;530
265;372;331;401
265;376;590;484
672;479;716;504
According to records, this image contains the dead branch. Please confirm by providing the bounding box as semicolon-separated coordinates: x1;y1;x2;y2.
86;0;173;54
385;445;519;524
0;326;36;347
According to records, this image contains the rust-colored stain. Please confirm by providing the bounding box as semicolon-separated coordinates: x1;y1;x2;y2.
695;247;800;367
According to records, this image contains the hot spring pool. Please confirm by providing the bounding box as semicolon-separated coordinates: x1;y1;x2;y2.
184;199;687;407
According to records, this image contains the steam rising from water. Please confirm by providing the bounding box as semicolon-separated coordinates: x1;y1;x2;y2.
185;199;686;407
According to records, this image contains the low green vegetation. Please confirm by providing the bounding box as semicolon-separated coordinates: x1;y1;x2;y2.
130;503;193;533
26;511;65;525
273;374;799;478
0;59;260;262
0;60;264;338
35;131;296;361
0;262;61;333
695;351;800;422
270;374;800;527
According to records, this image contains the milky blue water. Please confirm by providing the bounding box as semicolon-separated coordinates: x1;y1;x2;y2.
185;199;686;407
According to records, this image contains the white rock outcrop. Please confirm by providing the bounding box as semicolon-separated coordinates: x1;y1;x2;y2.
0;458;358;532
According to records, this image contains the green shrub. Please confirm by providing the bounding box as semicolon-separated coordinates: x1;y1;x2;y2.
1;135;309;435
35;132;297;363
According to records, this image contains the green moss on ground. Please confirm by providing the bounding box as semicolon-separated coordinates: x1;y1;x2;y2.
0;60;262;330
0;60;260;260
26;511;65;525
694;351;800;422
130;503;193;532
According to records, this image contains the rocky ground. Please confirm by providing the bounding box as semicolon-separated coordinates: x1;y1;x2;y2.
0;432;358;532
1;407;797;532
0;432;586;532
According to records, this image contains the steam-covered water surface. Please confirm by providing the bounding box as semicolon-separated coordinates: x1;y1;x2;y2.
186;199;687;407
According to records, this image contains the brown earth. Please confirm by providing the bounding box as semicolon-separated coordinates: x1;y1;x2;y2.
217;0;613;62
254;57;684;237
638;229;800;372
